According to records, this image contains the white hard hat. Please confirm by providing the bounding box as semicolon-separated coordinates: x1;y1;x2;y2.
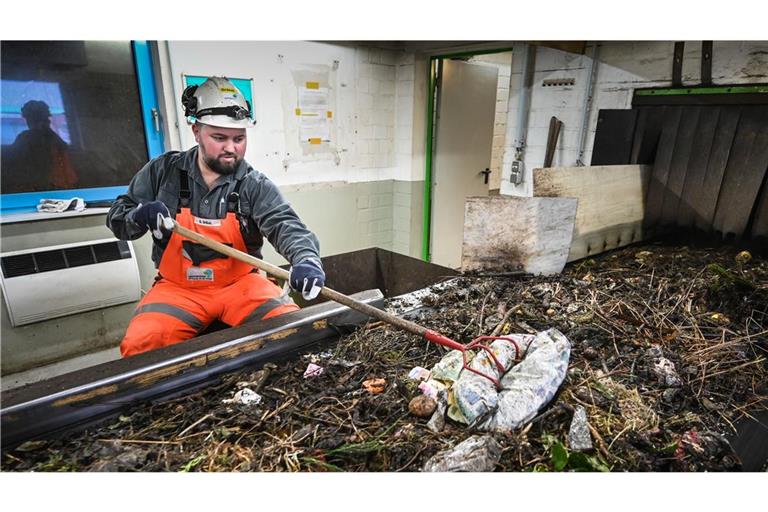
181;76;254;129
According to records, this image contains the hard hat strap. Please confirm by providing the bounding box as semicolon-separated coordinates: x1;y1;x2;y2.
195;105;251;121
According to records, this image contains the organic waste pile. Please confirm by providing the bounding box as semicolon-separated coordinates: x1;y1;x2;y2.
3;242;767;472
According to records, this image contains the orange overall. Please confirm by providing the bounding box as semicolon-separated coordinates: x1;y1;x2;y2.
120;207;298;357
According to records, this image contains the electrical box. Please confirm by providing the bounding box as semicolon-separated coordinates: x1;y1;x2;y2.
510;160;524;185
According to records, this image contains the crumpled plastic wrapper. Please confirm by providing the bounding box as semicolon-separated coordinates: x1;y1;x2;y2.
653;357;682;388
422;435;502;472
222;387;262;406
431;328;571;432
447;335;529;425
430;350;464;382
568;405;593;451
303;363;324;378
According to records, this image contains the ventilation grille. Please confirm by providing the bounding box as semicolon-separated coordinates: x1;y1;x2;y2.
1;241;132;278
542;78;576;87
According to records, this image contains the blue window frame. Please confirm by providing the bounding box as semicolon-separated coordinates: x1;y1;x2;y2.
0;41;165;215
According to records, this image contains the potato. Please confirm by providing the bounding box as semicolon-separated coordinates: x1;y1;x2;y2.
409;395;437;418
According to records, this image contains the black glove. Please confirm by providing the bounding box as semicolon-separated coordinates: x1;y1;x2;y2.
131;201;172;239
289;258;325;300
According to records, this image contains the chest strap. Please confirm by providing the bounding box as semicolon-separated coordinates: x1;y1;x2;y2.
177;168;245;217
178;169;191;209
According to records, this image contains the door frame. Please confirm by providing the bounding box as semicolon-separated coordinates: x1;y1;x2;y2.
421;47;515;261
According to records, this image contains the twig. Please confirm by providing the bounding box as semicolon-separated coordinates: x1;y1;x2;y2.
491;303;522;336
175;413;212;439
394;445;429;472
97;438;181;446
476;290;494;336
588;423;620;464
690;357;766;383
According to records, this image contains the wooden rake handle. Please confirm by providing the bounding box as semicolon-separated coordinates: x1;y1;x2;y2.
170;220;432;338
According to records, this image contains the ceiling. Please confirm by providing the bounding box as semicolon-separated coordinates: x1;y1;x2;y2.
325;40;586;56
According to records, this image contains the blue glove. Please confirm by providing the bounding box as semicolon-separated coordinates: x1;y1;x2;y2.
131;201;172;240
289;258;325;300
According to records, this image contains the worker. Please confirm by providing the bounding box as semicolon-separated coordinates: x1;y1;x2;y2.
9;100;78;191
107;76;325;357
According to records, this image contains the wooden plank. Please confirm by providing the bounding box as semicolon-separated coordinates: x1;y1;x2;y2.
695;106;742;232
533;165;651;261
712;106;768;239
660;106;701;225
461;196;577;275
678;107;721;228
644;106;682;230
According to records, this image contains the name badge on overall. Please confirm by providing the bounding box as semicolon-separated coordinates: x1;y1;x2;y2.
194;217;222;227
187;267;214;281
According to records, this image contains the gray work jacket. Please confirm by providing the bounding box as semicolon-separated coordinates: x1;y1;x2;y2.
106;147;320;269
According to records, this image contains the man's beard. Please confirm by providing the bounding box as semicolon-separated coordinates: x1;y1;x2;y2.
203;152;241;175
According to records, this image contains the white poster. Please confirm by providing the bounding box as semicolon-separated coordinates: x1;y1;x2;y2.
297;85;331;143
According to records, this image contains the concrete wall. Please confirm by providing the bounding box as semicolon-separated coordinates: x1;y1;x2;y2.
500;41;768;196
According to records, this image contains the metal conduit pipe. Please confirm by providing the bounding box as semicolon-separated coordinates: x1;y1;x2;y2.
504;43;535;186
513;43;536;160
576;42;600;166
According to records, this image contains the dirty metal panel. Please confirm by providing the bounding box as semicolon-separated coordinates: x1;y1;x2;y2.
711;106;768;239
314;248;379;298
375;249;458;298
678;107;721;228
303;248;458;306
660;107;702;226
590;109;638;166
1;290;384;447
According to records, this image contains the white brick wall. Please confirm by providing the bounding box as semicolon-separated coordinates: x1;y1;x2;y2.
353;47;399;182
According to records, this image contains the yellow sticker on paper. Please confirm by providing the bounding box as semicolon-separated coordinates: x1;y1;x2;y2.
295;108;301;116
309;137;322;144
326;111;333;118
305;82;320;90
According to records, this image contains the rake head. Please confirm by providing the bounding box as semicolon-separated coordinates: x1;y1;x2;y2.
424;331;524;389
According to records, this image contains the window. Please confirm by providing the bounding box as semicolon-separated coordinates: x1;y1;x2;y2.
0;41;162;213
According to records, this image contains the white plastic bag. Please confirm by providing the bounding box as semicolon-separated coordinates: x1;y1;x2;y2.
432;328;571;432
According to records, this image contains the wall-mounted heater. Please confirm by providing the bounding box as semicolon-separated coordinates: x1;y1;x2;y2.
0;239;141;327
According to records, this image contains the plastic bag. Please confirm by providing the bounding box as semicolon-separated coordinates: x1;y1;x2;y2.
422;435;502;472
433;328;571;432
